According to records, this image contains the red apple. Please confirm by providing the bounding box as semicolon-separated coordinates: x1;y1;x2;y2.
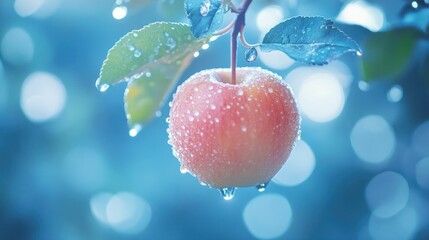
167;67;300;191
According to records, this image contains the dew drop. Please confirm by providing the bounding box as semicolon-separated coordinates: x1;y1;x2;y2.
356;51;362;56
200;0;211;16
214;118;220;123
208;85;214;90
194;111;200;116
237;89;244;96
217;89;222;94
129;124;142;137
268;87;273;93
245;47;258;62
241;126;247;132
194;51;200;58
256;183;269;192
210;104;216;110
128;44;135;51
134;49;142;58
165;117;170;123
188;116;194;122
164;32;176;49
95;78;110;92
219;187;236;200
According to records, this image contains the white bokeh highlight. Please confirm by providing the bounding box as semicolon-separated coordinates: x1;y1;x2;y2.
286;62;352;123
91;192;152;234
337;0;385;32
298;74;345;122
412;120;429;156
243;194;292;239
256;5;284;34
365;171;409;218
387;85;403;103
273;140;316;187
415;157;429;190
368;205;418;240
1;27;34;65
351;115;395;164
20;72;67;122
14;0;60;18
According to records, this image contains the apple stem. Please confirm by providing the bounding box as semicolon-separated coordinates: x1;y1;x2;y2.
231;0;253;85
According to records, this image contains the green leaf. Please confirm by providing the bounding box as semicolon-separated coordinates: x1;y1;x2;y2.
361;27;423;81
97;22;208;133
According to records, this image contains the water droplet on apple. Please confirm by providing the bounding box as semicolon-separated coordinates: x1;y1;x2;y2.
188;116;194;122
210;104;216;110
219;187;236;200
245;47;258;62
268;87;273;93
237;89;244;96
180;165;187;174
256;183;269;192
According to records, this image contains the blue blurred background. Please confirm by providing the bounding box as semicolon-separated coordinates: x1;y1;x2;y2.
1;0;429;239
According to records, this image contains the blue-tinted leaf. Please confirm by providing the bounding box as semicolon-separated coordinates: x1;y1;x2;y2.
184;0;223;38
260;16;361;65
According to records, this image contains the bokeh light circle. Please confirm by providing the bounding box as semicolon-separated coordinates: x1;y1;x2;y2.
415;157;429;190
106;192;152;234
273;140;316;187
298;73;345;122
336;0;385;32
256;5;284;34
368;206;418;240
365;171;409;218
412;120;429;156
20;71;67;122
243;194;292;239
351;115;395;163
1;27;34;65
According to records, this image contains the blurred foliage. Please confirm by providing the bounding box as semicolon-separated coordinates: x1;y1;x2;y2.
361;27;426;81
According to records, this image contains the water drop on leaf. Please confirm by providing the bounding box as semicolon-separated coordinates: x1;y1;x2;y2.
95;78;110;92
200;0;211;16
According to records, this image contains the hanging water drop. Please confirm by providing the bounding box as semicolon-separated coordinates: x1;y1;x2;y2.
129;124;142;137
245;47;258;62
180;166;187;174
256;183;269;192
95;78;110;92
219;187;237;200
200;0;211;16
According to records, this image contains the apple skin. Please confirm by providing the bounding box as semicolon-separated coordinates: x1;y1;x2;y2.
168;67;300;188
